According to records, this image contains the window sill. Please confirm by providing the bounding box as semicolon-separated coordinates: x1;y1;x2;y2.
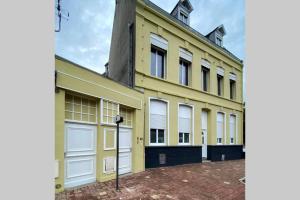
149;143;167;146
65;119;98;125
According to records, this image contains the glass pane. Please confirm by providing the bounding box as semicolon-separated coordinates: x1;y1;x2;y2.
179;132;183;143
179;64;182;84
65;111;73;120
82;114;88;121
74;96;81;104
74;113;81;121
150;129;157;143
184;133;189;143
82;99;89;106
157;51;164;78
89;106;96;114
151;49;156;76
158;129;164;143
89;115;96;122
65;94;73;102
65;102;73;111
74;104;81;113
89;100;96;107
82;105;88;113
182;64;187;85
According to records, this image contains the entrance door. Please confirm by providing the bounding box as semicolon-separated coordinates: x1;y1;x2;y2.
119;128;132;175
64;123;97;188
201;111;208;158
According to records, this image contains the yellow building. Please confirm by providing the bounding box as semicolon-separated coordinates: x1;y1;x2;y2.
55;0;244;193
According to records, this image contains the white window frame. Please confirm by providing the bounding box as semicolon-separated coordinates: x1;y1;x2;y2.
216;111;226;145
100;98;119;126
103;128;116;150
179;59;189;86
229;113;238;145
150;129;166;144
119;107;133;128
201;66;210;92
149;97;169;146
178;103;194;145
151;46;166;79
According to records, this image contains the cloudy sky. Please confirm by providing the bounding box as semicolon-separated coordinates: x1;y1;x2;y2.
55;0;245;74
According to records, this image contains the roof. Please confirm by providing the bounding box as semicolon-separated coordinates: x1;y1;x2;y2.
206;24;226;37
144;0;243;64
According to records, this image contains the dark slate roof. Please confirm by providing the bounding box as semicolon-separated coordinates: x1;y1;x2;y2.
143;0;243;64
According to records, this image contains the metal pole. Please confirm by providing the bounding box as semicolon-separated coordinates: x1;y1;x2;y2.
116;122;119;191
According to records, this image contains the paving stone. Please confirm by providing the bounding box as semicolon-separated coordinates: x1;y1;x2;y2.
55;160;245;200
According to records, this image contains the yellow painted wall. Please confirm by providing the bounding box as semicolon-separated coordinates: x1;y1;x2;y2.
143;90;243;147
55;57;145;193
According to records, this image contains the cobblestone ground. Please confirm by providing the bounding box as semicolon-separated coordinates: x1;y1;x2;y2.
56;159;245;200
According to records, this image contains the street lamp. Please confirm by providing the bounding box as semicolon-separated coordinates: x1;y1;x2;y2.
114;115;123;191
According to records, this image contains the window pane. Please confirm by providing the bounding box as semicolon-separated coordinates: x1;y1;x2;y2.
151;49;156;76
157;51;164;78
150;129;157;143
179;64;182;84
158;129;164;143
184;133;189;143
179;132;183;143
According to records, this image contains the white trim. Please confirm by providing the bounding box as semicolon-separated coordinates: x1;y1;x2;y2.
229;113;239;145
100;98;120;126
150;33;168;50
148;97;169;146
177;103;194;145
179;48;192;62
201;59;210;69
216;111;226;145
104;128;116;150
56;70;143;109
229;73;237;81
217;67;225;76
64;119;97;126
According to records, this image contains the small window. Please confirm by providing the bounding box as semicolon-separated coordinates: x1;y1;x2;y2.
179;12;188;24
151;47;166;79
119;107;133;127
230;79;236;100
202;66;210;92
150;129;165;144
179;59;190;86
101;99;119;125
217;74;223;96
65;94;97;123
216;37;222;46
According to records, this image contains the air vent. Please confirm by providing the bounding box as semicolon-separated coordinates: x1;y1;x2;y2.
104;157;115;173
221;154;226;161
159;153;166;165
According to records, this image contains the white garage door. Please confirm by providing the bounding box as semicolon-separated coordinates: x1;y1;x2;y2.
119;128;132;175
64;123;97;188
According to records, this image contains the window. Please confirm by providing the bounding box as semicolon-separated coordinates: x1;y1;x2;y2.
65;94;97;123
179;12;188;24
150;99;167;145
230;115;236;144
217;75;223;96
202;66;210;91
119;107;133;127
217;112;225;144
230;79;236;100
179;59;190;86
216;37;222;46
151;47;166;78
101;99;119;125
178;105;192;145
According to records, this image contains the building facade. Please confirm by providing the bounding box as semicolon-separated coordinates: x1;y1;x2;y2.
55;0;244;193
109;0;244;167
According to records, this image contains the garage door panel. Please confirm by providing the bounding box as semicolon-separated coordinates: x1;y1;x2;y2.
64;123;97;188
119;153;131;174
119;128;132;175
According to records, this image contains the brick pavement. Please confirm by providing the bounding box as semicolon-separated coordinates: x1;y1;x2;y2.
55;159;245;200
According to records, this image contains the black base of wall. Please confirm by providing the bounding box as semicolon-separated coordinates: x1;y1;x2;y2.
145;146;202;168
207;145;244;161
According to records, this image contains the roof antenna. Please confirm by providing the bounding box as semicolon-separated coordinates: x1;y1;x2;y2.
55;0;69;32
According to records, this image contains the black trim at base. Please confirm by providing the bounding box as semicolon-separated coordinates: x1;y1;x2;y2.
145;146;202;168
207;145;243;161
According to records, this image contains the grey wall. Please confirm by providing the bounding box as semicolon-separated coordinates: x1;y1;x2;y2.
108;0;136;87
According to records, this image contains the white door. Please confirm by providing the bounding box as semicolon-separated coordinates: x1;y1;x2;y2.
119;128;132;175
201;111;208;158
64;123;97;188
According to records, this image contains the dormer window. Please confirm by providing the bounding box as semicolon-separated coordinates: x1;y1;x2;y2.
216;37;222;46
179;12;188;24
